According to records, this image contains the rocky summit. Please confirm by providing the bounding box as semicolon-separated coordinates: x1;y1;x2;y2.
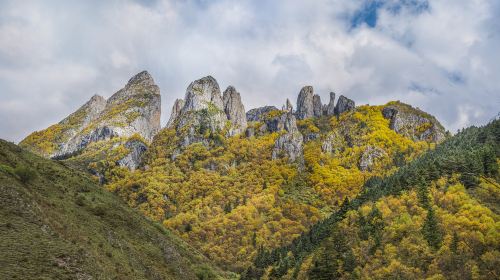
20;71;161;160
223;86;247;136
382;101;446;142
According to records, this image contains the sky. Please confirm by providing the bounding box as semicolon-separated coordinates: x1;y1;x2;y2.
0;0;499;142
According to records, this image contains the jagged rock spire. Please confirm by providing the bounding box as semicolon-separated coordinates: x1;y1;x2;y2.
166;99;185;128
313;94;323;117
296;86;314;120
326;92;336;116
223;86;247;136
282;98;293;112
181;76;224;114
272;112;303;163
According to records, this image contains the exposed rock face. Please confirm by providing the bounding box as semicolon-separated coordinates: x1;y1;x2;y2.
175;76;228;147
117;139;148;170
223;86;247;136
295;86;314;120
335;95;355;116
21;71;161;159
181;76;224;113
382;102;446;142
359;146;387;171
321;131;346;154
262;111;288;133
272;112;304;163
166;99;184;128
284;98;293;112
326;92;336;116
246;106;279;122
313;95;323;117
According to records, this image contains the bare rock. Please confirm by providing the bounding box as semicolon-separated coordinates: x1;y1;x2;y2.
382;102;446;143
295;86;314;120
181;76;224;113
271;113;304;163
326;92;336;116
335;95;355;116
313;94;323;117
166;99;184;128
359;146;387;171
117;139;148;170
176;76;228;146
223;86;247;136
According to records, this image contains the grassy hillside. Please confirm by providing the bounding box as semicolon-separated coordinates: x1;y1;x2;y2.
244;119;499;279
0;139;232;280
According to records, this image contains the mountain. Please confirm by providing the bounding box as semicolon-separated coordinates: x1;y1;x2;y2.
18;73;455;274
0;139;232;279
244;119;499;279
20;71;161;166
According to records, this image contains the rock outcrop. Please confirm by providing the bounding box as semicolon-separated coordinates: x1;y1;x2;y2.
382;102;446;143
334;95;355;116
166;99;184;128
295;86;314;120
283;98;293;112
313;95;323;117
173;76;228;147
326;92;336;116
20;71;161;159
117;139;148;170
223;86;247;136
359;146;387;171
246;106;279;122
271;112;304;163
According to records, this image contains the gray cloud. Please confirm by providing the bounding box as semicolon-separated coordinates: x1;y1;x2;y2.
0;0;499;142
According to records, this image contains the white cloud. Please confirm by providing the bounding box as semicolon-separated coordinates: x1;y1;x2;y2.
0;0;499;142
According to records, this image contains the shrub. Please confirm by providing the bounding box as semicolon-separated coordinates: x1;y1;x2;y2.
194;264;217;280
0;164;14;175
14;165;37;183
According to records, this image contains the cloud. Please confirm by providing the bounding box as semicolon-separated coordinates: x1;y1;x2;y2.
0;0;499;142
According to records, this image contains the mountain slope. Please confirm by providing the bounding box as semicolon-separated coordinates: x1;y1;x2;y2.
245;119;499;279
19;71;160;161
101;78;447;272
0;139;231;279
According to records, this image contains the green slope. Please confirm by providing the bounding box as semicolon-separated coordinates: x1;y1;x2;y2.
0;139;232;280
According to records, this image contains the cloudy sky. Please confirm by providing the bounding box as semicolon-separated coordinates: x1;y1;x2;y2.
1;0;499;142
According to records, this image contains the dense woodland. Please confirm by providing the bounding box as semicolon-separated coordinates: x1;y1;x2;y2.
96;105;435;271
243;118;499;279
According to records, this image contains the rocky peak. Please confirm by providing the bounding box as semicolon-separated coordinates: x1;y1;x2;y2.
382;102;446;143
21;70;161;159
335;95;355;116
326;92;336;116
313;94;323;117
296;86;314;120
223;86;247;136
181;76;224;114
126;70;155;88
175;76;228;146
107;71;160;106
283;98;293;112
166;99;185;128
